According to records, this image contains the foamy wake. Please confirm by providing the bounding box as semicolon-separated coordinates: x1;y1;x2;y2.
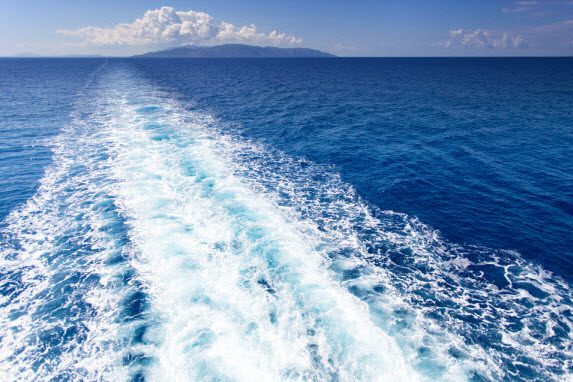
0;63;571;381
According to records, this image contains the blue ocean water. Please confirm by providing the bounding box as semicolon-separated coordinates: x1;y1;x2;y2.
0;58;572;381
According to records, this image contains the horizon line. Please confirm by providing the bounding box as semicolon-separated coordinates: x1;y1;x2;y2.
2;55;573;59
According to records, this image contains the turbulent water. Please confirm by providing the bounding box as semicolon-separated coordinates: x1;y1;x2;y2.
0;58;572;381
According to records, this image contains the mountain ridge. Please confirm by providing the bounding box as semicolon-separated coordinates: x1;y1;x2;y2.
133;44;336;58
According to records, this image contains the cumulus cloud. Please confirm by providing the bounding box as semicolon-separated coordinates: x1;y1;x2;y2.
57;6;301;47
443;29;528;49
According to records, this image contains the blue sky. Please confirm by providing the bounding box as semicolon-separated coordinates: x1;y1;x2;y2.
1;0;572;56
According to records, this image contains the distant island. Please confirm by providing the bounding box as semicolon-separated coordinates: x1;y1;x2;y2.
133;44;336;58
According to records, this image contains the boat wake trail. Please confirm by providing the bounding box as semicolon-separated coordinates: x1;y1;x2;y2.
0;63;571;381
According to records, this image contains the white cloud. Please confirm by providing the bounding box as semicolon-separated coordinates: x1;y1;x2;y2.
534;19;573;48
502;0;573;14
502;0;539;13
535;18;573;32
57;6;301;47
443;29;528;49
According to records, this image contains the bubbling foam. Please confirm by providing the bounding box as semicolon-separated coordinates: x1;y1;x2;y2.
0;103;132;379
98;68;421;381
1;62;571;382
117;66;572;381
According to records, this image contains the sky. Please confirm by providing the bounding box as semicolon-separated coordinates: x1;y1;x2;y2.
0;0;572;56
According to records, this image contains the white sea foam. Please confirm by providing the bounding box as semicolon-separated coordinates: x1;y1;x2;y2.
0;65;142;380
0;115;131;379
1;63;571;382
97;69;421;381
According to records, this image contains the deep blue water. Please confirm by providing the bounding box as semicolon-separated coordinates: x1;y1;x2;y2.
0;58;572;381
133;58;573;276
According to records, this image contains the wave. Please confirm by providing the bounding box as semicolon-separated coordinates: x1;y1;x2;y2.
0;62;571;381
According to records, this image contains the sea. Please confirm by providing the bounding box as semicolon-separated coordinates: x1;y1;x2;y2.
0;57;572;381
